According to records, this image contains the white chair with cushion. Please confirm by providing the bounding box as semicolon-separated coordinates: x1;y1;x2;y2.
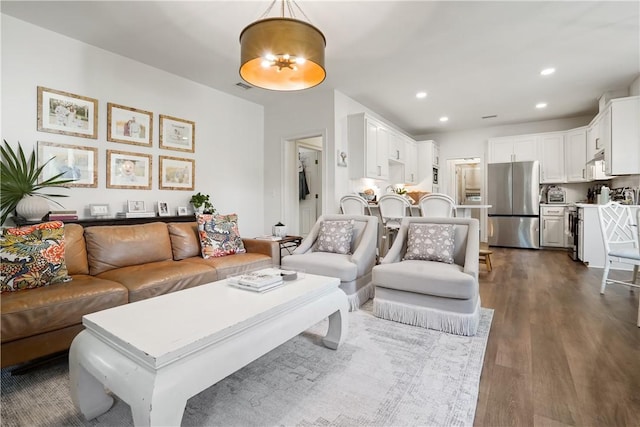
340;194;372;216
372;217;480;336
418;193;457;218
378;193;412;256
281;214;379;311
597;202;640;326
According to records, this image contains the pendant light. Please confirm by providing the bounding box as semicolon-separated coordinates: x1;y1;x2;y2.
239;0;326;91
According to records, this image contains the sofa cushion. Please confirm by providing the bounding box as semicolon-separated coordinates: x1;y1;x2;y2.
167;222;200;260
197;213;246;258
1;275;127;342
96;260;218;302
403;223;455;264
313;219;354;255
373;260;477;300
282;252;357;282
1;221;70;292
85;222;173;275
64;223;89;275
181;252;273;279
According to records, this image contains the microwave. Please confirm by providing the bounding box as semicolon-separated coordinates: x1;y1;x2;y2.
433;167;439;184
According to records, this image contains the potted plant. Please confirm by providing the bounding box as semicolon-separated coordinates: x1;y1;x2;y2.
189;192;215;214
0;140;76;224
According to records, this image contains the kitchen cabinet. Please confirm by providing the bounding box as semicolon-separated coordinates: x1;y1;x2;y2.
600;96;640;175
564;127;588;182
539;132;565;183
404;139;418;184
388;131;405;163
488;136;539;163
540;205;566;247
348;113;389;180
586;116;601;160
586;159;612;181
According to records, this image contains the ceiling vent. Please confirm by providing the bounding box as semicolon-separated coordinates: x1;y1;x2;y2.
482;114;497;119
235;82;252;90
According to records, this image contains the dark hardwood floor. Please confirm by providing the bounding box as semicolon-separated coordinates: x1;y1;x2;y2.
474;247;640;427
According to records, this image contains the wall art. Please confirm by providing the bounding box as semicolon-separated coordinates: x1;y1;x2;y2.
107;103;153;147
106;149;152;190
159;114;195;153
37;86;98;139
37;141;98;188
158;155;194;191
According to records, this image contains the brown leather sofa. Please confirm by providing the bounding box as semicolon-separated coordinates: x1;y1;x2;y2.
1;221;279;368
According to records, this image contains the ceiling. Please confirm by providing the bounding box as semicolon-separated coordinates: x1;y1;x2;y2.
2;1;639;136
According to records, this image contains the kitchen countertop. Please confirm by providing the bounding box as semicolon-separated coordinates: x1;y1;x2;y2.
575;203;640;208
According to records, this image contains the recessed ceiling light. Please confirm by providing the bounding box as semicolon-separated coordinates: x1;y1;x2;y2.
439;116;449;122
540;67;555;76
416;91;427;99
536;102;547;109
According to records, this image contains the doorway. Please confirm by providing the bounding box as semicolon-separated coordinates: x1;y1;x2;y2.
447;157;486;241
281;132;325;238
297;143;321;237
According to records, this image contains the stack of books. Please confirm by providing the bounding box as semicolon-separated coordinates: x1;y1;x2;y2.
47;210;78;221
228;269;284;292
254;235;282;241
116;211;156;219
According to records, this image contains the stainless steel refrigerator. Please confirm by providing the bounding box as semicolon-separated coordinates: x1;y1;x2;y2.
488;161;540;249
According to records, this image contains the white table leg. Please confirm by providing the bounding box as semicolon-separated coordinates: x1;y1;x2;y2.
130;388;187;427
322;307;347;349
69;331;114;420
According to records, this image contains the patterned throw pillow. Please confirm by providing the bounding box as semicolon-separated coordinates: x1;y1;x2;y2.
403;223;455;264
197;213;246;258
313;220;354;255
1;221;71;292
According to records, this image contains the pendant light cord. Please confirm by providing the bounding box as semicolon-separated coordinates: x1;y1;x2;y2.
258;0;313;24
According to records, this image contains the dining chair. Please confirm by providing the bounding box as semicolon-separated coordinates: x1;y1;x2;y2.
418;193;457;218
597;202;640;326
377;193;412;257
340;195;372;216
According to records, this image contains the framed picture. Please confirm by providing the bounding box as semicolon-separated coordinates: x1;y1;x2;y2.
158;155;194;191
89;204;110;217
106;149;152;190
107;103;153;147
37;86;98;139
159;115;195;152
157;201;170;217
37;141;98;188
127;200;146;213
177;206;189;216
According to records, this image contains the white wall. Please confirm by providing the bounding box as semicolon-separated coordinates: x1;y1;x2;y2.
1;15;266;235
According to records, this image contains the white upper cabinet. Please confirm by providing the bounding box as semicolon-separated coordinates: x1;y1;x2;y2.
539;132;566;183
404;139;418;184
416;140;438;191
388;131;405;163
564;127;588;182
348;113;389;180
586;116;601;160
601;96;640;175
488;136;539;163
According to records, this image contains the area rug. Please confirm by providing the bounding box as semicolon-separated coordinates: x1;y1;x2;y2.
1;302;493;427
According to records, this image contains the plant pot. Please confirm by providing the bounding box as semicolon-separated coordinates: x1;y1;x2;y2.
192;205;204;215
16;195;50;221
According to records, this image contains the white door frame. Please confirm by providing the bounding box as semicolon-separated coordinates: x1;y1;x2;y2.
281;129;327;235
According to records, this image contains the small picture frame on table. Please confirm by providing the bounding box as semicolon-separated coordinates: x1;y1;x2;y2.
177;206;189;216
127;200;146;213
89;204;110;217
157;201;170;217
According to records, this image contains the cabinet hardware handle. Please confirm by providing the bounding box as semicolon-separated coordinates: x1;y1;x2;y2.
582;168;585;179
377;165;381;176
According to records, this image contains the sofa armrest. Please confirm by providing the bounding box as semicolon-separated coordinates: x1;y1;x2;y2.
462;221;480;281
242;239;279;264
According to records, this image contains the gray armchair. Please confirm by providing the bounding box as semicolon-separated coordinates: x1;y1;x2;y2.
372;217;480;336
282;214;378;311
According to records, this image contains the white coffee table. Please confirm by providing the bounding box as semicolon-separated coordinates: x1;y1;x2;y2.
69;272;348;426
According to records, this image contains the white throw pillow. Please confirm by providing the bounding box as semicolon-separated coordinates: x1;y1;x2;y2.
313;220;354;255
403;223;455;264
